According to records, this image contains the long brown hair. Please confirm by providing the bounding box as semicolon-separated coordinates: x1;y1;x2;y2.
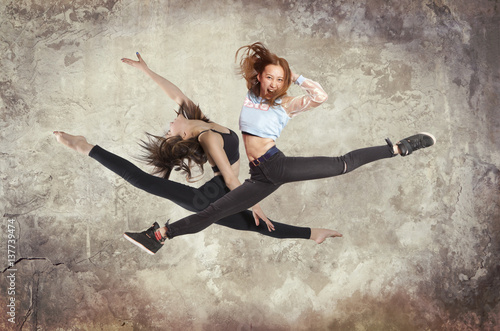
140;101;210;181
235;42;292;106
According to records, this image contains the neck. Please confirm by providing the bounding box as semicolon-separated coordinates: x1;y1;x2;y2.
187;120;212;137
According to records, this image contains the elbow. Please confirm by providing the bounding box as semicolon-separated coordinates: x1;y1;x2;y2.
315;92;328;105
320;93;329;104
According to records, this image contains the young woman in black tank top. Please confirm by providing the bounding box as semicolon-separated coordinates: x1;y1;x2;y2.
54;53;341;255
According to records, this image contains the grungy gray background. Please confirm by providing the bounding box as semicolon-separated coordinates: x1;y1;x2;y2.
1;0;499;330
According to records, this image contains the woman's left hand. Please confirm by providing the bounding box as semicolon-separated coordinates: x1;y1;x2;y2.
252;204;275;232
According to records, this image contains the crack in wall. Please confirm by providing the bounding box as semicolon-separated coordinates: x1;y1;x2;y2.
1;257;64;274
19;272;40;330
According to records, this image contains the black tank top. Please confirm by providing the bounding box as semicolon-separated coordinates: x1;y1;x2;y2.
199;129;240;173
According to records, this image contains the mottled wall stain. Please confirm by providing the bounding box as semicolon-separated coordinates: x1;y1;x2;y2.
0;80;29;118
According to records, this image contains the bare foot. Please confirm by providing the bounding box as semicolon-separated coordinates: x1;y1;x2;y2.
53;131;94;155
310;228;343;244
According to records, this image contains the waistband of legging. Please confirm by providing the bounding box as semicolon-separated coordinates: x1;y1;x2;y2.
249;145;280;168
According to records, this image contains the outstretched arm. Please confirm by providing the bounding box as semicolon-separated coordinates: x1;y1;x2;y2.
121;53;190;107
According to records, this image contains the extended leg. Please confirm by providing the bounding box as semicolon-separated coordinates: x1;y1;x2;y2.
270;133;435;184
165;177;281;238
88;144;209;211
273;144;395;184
54;132;226;211
216;211;311;239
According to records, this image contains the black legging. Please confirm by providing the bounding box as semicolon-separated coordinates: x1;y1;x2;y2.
166;143;395;238
88;145;310;239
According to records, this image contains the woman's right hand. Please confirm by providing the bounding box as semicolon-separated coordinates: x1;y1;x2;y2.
121;52;149;72
251;203;275;232
290;70;300;83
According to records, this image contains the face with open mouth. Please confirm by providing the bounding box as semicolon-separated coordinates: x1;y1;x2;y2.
258;64;285;100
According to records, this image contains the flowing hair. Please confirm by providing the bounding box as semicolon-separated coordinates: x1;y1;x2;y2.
235;42;292;106
140;100;210;181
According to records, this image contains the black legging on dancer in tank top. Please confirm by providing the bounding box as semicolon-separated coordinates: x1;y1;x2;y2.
88;145;311;239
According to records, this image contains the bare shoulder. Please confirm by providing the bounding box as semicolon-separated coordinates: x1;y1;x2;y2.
198;129;223;147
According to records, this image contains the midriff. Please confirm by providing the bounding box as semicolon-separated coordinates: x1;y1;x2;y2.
242;133;276;162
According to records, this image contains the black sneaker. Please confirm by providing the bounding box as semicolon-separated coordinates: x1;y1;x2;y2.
124;222;165;255
397;132;436;156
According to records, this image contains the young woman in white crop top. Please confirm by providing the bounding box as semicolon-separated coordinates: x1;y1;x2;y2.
54;53;342;255
123;44;435;254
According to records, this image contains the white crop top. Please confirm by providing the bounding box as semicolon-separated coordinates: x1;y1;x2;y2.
239;75;328;140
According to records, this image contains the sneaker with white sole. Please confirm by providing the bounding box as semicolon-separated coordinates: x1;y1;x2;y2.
397;132;436;156
124;222;166;255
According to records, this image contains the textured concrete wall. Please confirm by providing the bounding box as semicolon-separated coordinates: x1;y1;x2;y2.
1;0;499;330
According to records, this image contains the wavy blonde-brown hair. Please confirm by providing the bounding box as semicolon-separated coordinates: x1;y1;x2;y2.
140;101;210;181
235;42;292;106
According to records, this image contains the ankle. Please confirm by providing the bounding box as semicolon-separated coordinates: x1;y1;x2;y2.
78;142;94;156
310;228;325;244
159;226;167;238
385;138;399;157
393;144;401;155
